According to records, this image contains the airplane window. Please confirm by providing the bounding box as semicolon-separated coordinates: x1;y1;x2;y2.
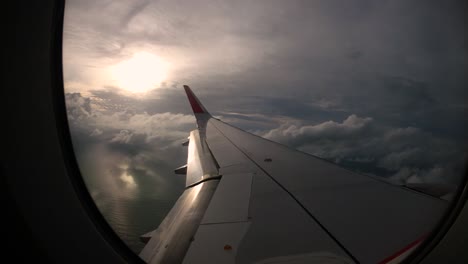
62;0;467;263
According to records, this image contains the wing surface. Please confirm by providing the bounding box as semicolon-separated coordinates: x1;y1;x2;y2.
140;86;448;264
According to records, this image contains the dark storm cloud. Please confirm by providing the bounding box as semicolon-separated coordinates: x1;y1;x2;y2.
343;75;468;140
64;0;468;113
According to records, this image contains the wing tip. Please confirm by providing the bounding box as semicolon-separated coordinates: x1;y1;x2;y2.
183;85;208;114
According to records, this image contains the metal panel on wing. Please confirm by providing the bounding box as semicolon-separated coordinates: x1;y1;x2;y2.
201;172;253;224
208;118;447;263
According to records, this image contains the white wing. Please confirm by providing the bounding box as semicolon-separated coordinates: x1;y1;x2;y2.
140;86;447;264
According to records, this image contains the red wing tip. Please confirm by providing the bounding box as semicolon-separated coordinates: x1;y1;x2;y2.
378;234;427;264
183;85;206;114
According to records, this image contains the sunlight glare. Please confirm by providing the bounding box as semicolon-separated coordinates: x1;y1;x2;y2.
110;52;168;93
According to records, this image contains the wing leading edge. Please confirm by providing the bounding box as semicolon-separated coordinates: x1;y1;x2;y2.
140;86;448;264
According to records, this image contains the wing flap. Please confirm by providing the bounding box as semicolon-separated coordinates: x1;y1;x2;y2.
200;172;253;224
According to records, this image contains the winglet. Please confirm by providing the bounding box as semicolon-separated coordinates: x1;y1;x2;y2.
183;85;209;115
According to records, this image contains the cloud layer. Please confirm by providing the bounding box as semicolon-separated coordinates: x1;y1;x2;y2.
260;114;465;185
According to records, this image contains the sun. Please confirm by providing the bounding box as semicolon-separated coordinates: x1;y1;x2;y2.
110;52;168;93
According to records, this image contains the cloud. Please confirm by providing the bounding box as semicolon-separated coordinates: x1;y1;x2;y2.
63;0;468;99
90;128;103;136
119;163;138;189
62;0;468;144
264;114;373;146
66;91;195;138
65;93;92;121
66;92;190;201
261;114;465;184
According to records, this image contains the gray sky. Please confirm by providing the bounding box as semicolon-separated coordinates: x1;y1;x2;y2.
63;0;467;252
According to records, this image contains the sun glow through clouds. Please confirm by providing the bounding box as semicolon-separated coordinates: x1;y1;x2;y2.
110;52;168;93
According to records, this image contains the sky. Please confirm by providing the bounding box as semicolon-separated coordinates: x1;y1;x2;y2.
63;0;467;253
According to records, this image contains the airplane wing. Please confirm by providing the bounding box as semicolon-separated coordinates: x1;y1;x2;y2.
139;86;448;264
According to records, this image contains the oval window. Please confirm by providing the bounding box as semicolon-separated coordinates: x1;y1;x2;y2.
63;1;467;263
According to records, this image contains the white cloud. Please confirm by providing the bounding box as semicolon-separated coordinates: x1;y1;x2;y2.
120;171;137;188
66;92;192;197
264;114;373;146
260;114;465;184
65;93;92;121
66;92;195;145
90;128;103;136
68;89;464;186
